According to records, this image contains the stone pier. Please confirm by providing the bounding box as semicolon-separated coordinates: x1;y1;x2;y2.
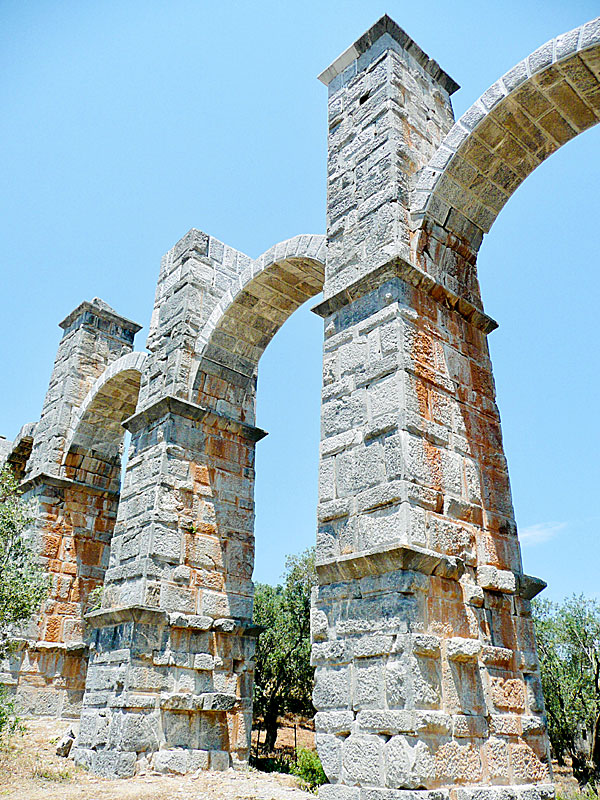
3;10;600;793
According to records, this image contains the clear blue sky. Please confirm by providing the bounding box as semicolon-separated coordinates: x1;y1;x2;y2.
1;0;598;601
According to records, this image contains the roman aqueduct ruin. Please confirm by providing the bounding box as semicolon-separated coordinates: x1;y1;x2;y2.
2;12;600;798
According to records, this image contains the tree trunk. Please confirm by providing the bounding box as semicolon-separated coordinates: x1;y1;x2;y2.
263;707;279;753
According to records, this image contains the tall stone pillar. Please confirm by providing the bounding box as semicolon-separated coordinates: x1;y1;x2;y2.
73;232;262;777
4;299;141;718
312;17;552;800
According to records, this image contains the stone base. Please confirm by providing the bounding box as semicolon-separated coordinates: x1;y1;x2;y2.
75;606;257;776
319;785;556;800
1;640;88;719
72;745;235;778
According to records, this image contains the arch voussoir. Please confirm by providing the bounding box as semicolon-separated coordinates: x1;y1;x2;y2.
192;235;325;405
413;16;600;269
63;351;146;463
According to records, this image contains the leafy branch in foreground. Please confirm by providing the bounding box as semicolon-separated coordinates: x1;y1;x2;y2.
0;465;48;739
0;466;49;656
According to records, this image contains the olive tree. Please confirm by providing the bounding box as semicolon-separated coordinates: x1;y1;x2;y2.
532;595;600;786
253;547;317;752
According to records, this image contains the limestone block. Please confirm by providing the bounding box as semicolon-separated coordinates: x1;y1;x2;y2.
412;656;442;710
357;710;415;735
193;653;215;670
434;740;483;785
486;736;510;781
385;736;435;789
524;674;545;714
342;733;385;787
154;748;189;774
312;640;351;666
318;786;360;800
477;566;516;594
315;710;355;734
489;672;526;713
314;665;351;710
317;732;343;781
452;714;488;738
119;711;161;751
89;749;137;778
209;750;230;770
412;635;441;658
352;659;385;709
414;711;451;735
385;659;408;709
443;660;485;715
311;608;329;642
353;634;394;659
446;637;481;662
509;743;550;784
188;749;210;771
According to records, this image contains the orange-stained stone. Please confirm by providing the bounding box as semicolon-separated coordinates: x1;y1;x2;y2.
509;742;551;783
435;740;483;784
41;532;61;559
490;676;525;712
44;616;62;642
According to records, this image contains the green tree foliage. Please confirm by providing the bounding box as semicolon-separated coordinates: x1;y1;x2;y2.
253;547;317;752
0;466;48;660
532;595;600;786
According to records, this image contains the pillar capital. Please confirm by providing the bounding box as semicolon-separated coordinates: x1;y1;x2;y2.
318;14;459;95
59;297;141;343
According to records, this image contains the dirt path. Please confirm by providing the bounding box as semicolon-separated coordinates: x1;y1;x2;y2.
0;719;314;800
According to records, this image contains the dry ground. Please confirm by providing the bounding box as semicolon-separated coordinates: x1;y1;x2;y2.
0;718;314;800
0;718;586;800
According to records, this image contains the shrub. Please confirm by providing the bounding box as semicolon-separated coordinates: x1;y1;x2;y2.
0;687;23;745
290;747;327;790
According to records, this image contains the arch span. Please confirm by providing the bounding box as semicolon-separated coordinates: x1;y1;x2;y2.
63;351;146;464
411;16;600;303
192;234;325;417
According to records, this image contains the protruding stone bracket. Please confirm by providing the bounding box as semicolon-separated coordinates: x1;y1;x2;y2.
517;573;548;600
124;395;267;442
312;254;498;334
316;542;465;585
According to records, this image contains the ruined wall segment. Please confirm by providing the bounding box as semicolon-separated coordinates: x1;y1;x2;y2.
1;299;143;719
312;17;553;800
73;232;325;776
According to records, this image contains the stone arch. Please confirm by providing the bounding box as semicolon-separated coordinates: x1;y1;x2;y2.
63;351;146;470
411;16;600;307
192;234;325;421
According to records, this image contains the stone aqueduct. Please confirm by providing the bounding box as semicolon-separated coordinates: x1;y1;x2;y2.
2;13;599;798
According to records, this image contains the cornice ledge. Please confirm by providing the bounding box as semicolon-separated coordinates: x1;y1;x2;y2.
316;542;464;585
124;395;267;442
20;470;119;498
313;256;498;334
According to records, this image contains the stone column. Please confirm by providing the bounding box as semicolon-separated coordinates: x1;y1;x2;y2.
312;17;552;800
3;299;141;719
73;232;262;777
